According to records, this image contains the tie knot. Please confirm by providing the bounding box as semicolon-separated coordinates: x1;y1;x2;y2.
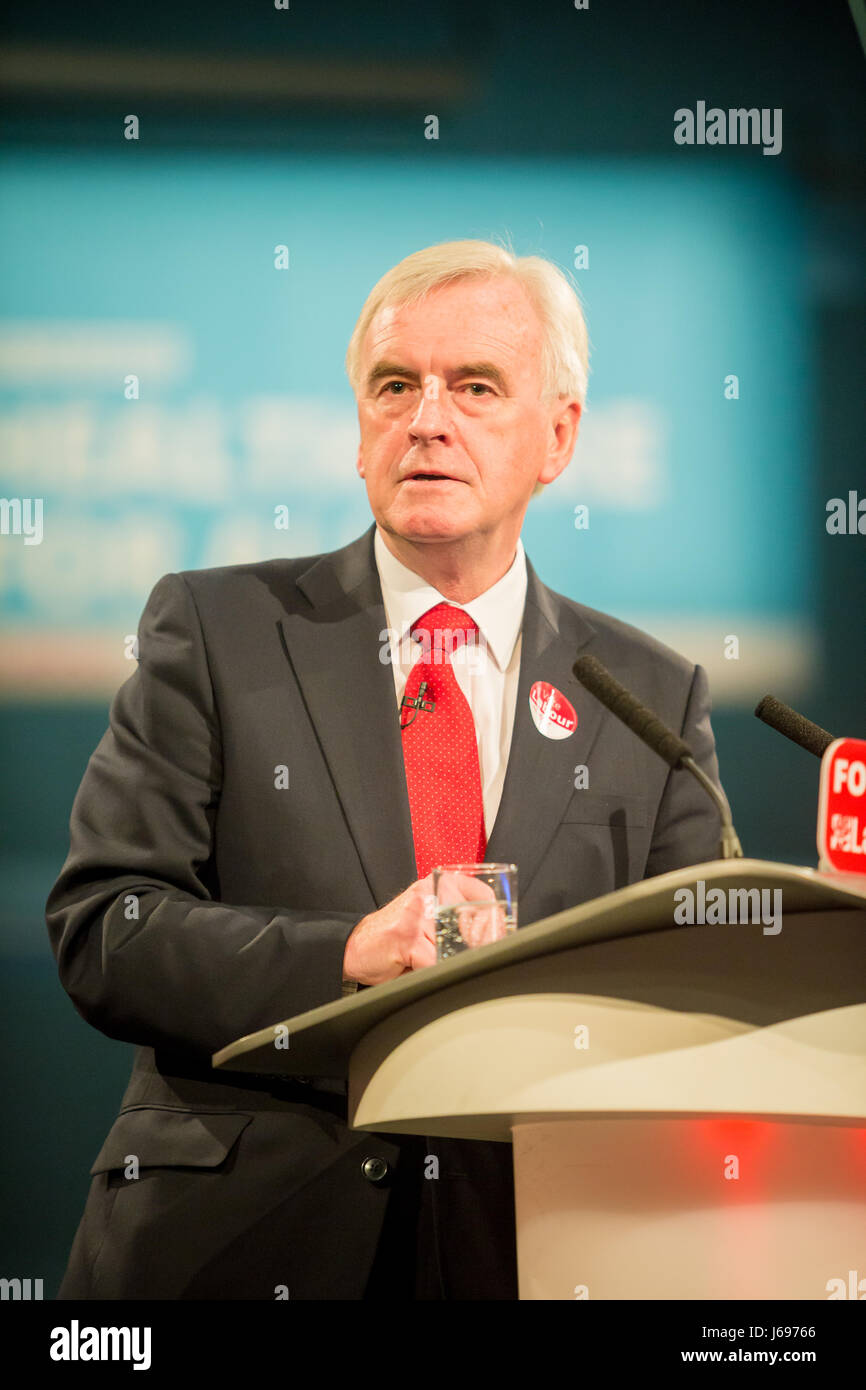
410;602;479;644
409;603;481;666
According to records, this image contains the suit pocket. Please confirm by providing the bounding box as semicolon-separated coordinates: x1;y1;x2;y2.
90;1106;253;1175
561;792;649;827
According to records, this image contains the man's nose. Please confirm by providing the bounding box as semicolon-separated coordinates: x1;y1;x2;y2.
408;379;452;441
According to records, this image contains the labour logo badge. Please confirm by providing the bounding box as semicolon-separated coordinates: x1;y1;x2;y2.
529;681;577;740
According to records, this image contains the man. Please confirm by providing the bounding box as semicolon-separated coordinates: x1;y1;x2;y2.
47;240;725;1300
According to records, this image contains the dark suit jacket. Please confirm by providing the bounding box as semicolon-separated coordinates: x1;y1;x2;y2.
46;522;724;1299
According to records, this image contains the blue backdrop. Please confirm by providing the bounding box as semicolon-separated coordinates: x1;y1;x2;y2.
1;152;814;705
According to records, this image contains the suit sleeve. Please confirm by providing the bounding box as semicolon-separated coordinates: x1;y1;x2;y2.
642;662;727;879
45;572;362;1062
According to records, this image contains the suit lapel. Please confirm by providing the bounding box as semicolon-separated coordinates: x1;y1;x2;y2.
484;558;604;899
279;525;418;908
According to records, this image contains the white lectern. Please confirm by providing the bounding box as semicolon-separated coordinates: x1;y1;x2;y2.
214;860;866;1299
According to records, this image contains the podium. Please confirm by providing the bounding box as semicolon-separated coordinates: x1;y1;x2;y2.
214;860;866;1299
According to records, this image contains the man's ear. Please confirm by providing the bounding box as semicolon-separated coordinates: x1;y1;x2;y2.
356;445;365;479
538;398;582;486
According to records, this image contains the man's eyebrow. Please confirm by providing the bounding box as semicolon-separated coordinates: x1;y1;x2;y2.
365;360;510;391
451;362;509;391
365;361;420;390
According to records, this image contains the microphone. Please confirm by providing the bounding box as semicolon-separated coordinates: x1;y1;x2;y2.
572;652;743;860
754;695;835;758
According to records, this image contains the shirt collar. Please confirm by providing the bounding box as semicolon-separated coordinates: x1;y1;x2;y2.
373;525;527;673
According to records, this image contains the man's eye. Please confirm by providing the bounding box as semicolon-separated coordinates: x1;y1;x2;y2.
384;381;409;394
464;383;492;395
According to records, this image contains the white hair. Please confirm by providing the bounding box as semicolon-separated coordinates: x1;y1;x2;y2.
345;238;590;407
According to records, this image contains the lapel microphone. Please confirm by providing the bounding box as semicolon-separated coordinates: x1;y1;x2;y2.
400;680;436;729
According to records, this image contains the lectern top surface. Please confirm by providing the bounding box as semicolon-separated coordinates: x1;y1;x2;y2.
212;859;866;1079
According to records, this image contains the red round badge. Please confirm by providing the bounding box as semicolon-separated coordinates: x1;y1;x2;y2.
529;681;577;740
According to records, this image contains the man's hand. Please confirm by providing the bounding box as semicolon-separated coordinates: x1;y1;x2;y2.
342;875;437;986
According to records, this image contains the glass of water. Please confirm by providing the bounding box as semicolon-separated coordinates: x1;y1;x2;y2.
432;863;518;960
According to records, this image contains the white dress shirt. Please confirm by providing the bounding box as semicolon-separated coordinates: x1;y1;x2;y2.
374;524;527;838
342;528;527;990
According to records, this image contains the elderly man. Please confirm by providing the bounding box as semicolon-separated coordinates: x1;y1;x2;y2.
47;240;724;1300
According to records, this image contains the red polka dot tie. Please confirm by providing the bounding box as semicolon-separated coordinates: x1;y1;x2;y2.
400;602;487;878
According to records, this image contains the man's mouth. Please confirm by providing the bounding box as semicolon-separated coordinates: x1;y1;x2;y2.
403;472;460;483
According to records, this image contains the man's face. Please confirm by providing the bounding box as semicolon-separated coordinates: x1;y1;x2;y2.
355;275;580;547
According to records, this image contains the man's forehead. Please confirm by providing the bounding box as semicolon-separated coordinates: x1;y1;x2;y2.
363;279;541;361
